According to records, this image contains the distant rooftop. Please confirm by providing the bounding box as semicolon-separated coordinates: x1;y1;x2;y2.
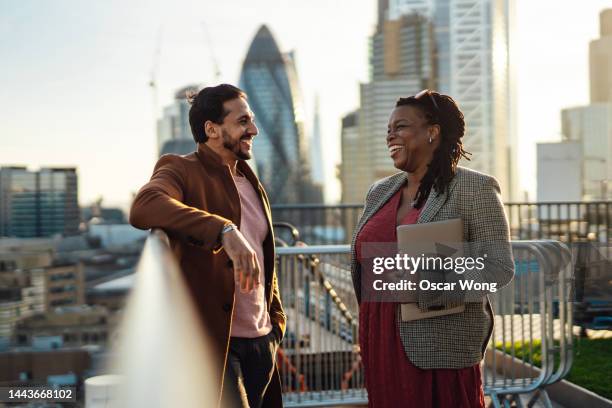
91;273;134;293
0;165;76;172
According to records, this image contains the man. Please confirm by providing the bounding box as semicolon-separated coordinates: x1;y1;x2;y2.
130;84;286;408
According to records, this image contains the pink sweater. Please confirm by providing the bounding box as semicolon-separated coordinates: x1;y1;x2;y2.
229;175;273;338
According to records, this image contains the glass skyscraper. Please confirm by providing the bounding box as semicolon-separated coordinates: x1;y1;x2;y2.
341;9;437;203
386;0;516;201
239;25;321;204
0;167;79;238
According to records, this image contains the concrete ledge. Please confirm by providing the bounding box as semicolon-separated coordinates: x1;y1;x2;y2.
548;379;612;408
484;350;612;408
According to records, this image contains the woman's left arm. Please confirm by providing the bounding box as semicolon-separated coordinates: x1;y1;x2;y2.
465;176;515;292
417;176;515;311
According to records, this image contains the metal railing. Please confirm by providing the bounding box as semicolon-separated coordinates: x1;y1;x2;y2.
276;246;362;407
485;241;574;407
272;202;612;245
92;231;574;407
272;204;363;245
276;241;574;408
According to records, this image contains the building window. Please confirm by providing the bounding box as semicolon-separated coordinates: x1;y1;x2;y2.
50;298;74;307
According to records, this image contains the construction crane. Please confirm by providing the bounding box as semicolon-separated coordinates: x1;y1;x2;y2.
202;21;221;82
149;27;162;154
149;27;162;110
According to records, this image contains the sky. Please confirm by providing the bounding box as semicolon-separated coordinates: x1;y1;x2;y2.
1;0;610;209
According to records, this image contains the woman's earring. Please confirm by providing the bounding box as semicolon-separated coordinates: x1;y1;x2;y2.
429;137;433;144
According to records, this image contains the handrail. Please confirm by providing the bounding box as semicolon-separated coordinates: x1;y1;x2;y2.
95;229;219;408
90;235;573;407
273;221;301;246
270;202;610;245
276;241;574;408
271;201;612;208
277;245;350;255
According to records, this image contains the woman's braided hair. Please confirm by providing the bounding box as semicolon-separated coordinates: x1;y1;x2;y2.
396;92;471;208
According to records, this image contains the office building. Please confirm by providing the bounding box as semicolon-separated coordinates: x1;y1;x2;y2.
239;25;321;204
0;348;91;385
388;0;432;19
340;6;437;202
537;142;583;202
156;85;198;156
558;9;612;200
561;104;612;200
0;287;44;339
310;96;325;199
0;241;85;342
590;9;612;104
363;0;516;201
340;112;369;204
15;305;111;347
0;167;79;238
42;262;85;310
0;243;51;339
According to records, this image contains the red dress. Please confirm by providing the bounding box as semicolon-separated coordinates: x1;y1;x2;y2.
356;190;485;408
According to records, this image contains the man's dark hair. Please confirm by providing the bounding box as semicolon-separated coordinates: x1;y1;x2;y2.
188;84;246;143
395;92;471;209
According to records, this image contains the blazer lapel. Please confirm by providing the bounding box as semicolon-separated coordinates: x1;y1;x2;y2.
418;190;447;223
417;171;461;223
355;172;407;237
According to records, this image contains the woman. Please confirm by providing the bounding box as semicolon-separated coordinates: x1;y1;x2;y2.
350;90;515;407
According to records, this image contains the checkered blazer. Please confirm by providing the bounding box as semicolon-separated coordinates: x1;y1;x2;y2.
350;166;515;369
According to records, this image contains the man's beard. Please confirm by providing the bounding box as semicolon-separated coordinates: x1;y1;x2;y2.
222;130;252;160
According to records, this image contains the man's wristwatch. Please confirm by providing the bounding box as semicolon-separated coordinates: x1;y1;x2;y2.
219;223;238;245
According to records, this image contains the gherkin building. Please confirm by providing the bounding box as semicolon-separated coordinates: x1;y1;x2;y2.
240;25;322;204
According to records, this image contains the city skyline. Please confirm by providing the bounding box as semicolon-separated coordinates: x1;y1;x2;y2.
340;0;517;203
1;0;610;208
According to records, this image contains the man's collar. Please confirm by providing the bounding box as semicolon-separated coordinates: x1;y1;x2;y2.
196;143;258;183
196;143;227;168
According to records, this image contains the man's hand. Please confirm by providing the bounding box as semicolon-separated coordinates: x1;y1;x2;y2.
222;228;260;293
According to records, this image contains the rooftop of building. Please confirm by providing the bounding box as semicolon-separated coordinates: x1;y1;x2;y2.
90;273;134;293
244;25;284;63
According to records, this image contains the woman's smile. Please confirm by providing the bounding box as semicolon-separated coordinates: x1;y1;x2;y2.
388;144;404;157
